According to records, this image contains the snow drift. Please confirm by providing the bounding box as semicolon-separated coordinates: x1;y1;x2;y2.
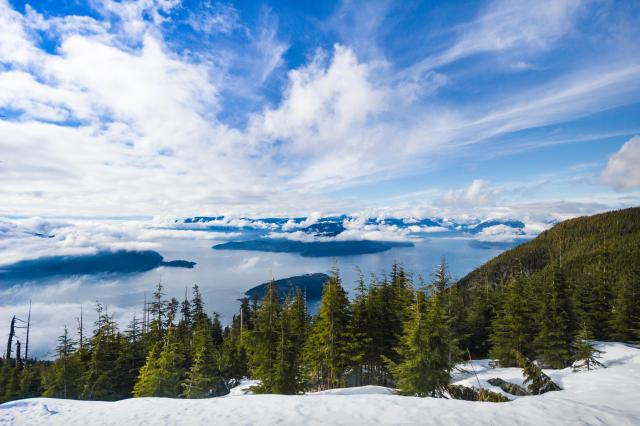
1;342;639;425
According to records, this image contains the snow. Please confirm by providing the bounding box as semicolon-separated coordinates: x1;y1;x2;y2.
2;342;639;425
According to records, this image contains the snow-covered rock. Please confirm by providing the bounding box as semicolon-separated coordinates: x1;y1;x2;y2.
1;342;639;425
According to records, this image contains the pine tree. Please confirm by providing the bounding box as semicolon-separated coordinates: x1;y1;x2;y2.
609;272;640;342
275;290;309;394
133;325;184;397
512;349;561;394
247;281;280;393
304;269;352;390
572;323;605;372
181;344;214;398
81;305;123;400
462;280;497;358
535;267;575;368
490;278;534;366
182;311;222;398
44;326;82;398
350;272;374;386
388;285;459;397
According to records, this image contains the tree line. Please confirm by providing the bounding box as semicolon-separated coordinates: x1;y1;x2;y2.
1;255;638;403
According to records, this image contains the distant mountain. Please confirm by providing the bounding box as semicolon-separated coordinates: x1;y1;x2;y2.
0;250;195;280
179;215;530;240
212;239;414;257
465;219;526;234
244;273;330;303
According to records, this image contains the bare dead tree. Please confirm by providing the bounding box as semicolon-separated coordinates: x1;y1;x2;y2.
76;304;84;352
6;315;16;362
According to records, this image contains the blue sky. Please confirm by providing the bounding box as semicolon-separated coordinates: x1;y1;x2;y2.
0;0;639;220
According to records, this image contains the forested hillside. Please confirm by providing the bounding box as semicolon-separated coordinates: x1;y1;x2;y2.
459;207;640;289
458;207;640;362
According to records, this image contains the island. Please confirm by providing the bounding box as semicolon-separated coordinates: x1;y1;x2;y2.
0;250;196;280
212;239;414;257
244;273;330;303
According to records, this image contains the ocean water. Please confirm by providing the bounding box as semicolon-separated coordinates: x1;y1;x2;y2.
0;235;504;358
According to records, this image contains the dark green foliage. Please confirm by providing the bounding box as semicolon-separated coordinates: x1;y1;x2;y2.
133;325;185;397
247;281;281;393
490;278;535;366
388;261;460;397
81;305;127;400
512;349;561;395
609;270;640;342
274;290;309;394
43;326;83;399
535;267;575;369
304;269;352;390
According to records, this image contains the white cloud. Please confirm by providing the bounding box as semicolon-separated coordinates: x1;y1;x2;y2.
601;136;640;189
407;0;581;74
0;0;639;218
441;179;498;207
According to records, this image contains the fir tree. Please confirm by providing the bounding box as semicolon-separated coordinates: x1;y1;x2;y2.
490;278;534;366
609;272;640;342
133;325;184;397
248;281;281;393
388;285;459;397
275;290;309;394
304;269;352;390
81;305;123;400
44;326;82;398
535;267;575;368
512;349;561;394
572;323;605;372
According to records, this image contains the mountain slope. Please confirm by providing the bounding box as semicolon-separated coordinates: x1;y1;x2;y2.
458;207;640;289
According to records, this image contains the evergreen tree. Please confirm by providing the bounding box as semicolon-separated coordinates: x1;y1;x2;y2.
572;323;605;372
462;280;497;358
350;272;374;386
512;349;561;394
535;267;575;368
181;344;213;398
44;326;82;398
304;269;352;390
275;290;309;394
609;272;640;342
388;284;459;397
247;281;280;393
133;325;184;397
81;305;123;400
490;278;534;366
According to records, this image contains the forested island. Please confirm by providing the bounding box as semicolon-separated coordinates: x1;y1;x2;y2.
0;250;195;280
1;208;639;402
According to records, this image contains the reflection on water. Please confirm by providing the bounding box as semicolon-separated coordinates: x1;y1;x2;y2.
0;236;503;357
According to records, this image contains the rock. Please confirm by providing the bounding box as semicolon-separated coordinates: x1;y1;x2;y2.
447;384;478;401
447;384;510;403
487;378;529;396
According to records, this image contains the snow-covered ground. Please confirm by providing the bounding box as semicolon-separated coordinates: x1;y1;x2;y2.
2;342;639;426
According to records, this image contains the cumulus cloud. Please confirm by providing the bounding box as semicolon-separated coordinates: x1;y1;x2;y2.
601;136;640;189
441;179;499;207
